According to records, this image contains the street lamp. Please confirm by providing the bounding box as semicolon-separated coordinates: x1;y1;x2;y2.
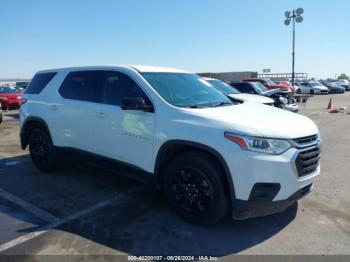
284;7;304;87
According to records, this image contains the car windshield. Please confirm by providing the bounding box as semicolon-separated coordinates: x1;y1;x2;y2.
267;79;277;85
142;73;233;108
310;81;323;87
251;82;268;93
207;79;240;94
323;82;336;88
0;87;17;93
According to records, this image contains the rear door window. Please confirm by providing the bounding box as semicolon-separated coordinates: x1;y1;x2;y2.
96;71;151;106
25;72;57;94
59;71;99;102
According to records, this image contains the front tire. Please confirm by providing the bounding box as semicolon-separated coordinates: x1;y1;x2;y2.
163;151;228;225
310;89;315;95
29;128;58;172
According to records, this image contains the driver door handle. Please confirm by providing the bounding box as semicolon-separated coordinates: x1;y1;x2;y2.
49;104;59;111
96;112;106;118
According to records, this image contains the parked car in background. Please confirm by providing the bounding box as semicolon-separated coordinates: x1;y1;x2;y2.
243;78;291;91
332;81;350;91
20;65;320;225
16;81;30;90
297;81;329;95
203;78;274;105
319;81;345;94
274;81;299;94
0;86;22;110
334;79;349;85
0;107;2;124
230;81;298;112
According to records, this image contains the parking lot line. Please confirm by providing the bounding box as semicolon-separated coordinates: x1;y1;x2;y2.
306;111;322;117
0;188;59;223
0;190;136;253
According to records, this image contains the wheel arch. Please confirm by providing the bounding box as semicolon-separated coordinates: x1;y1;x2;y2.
20;116;52;149
154;140;236;201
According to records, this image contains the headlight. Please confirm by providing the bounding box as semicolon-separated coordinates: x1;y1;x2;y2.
17;96;22;99
225;133;292;154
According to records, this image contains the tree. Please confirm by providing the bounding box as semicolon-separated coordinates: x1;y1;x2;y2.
338;73;349;80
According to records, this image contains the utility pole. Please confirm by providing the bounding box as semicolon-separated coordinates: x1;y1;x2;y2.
284;8;304;87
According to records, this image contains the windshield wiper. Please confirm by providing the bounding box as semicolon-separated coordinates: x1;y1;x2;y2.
212;101;232;107
184;104;206;108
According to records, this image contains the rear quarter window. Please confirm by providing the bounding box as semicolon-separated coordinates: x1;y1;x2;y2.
25;72;57;94
59;71;98;102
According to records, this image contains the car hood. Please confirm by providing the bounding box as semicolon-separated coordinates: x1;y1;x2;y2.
334;83;349;87
313;85;328;90
228;93;274;104
0;93;22;98
274;83;290;88
183;102;318;139
262;89;291;97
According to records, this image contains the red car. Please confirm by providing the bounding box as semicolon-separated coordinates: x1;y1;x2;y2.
0;86;22;110
243;78;291;91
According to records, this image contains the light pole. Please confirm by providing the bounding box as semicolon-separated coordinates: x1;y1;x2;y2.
284;8;304;87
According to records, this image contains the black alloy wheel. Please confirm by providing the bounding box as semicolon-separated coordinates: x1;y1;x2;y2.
163;151;228;225
172;167;213;215
29;129;58;172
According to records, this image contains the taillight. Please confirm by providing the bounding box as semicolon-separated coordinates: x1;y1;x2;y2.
19;98;28;106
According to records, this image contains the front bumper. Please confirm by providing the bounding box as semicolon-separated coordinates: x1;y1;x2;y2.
0;100;19;109
314;89;328;95
223;142;320;219
232;183;312;219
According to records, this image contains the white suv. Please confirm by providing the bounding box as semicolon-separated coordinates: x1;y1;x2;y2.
20;65;321;225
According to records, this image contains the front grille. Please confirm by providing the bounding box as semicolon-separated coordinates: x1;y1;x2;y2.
292;134;317;145
295;147;320;177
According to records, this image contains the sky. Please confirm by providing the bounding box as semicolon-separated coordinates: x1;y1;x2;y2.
0;0;349;79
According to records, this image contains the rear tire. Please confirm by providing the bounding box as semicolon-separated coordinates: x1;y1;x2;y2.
29;128;58;172
163;151;228;225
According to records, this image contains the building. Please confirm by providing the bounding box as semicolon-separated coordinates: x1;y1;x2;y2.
198;71;258;82
258;72;308;81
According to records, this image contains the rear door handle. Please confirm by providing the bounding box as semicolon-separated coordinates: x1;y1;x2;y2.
96;112;106;118
49;104;59;110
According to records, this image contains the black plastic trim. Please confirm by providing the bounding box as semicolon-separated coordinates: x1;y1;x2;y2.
55;147;159;189
248;183;281;201
233;183;312;220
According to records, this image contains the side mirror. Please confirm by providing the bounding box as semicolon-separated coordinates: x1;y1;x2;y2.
121;97;153;112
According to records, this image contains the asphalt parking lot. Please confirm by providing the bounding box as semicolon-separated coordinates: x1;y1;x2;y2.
0;93;349;258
